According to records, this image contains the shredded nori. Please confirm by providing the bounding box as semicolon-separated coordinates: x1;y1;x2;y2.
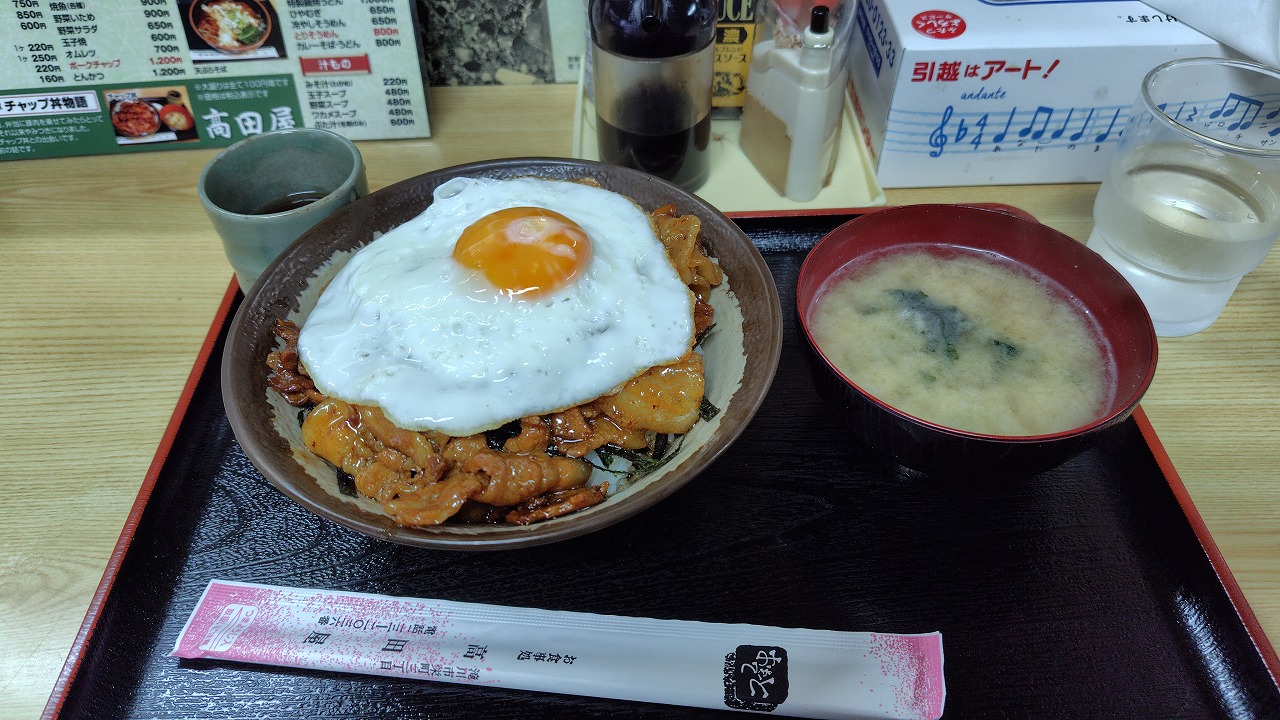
699;397;720;421
650;432;669;459
695;322;717;347
485;419;523;450
335;469;358;497
591;433;684;484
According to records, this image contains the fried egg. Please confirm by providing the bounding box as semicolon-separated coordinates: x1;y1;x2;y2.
297;176;696;437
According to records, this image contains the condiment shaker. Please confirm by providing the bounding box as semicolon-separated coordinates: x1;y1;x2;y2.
589;0;717;190
739;5;847;201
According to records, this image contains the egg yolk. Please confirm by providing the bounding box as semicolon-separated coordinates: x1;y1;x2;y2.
453;207;592;297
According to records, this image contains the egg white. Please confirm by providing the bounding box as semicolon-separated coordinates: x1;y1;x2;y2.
297;176;696;437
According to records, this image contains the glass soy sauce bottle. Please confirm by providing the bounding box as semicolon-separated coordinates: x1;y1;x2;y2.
589;0;716;190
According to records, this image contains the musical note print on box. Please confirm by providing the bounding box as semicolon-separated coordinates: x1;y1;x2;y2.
900;102;1127;159
1155;90;1280;142
898;89;1280;162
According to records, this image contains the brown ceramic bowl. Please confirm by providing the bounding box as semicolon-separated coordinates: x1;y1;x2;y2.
797;204;1158;479
223;157;782;549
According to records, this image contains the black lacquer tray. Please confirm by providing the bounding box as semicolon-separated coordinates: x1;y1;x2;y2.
46;211;1280;719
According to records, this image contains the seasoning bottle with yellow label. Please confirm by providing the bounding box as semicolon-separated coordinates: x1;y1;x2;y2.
590;0;717;190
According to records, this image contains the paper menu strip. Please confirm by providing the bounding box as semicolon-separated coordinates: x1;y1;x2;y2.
173;580;945;720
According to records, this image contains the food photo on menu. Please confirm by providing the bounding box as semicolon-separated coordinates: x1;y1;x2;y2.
105;87;199;146
179;0;287;63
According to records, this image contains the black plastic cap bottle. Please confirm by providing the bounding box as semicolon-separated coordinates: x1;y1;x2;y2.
590;0;717;58
590;0;716;190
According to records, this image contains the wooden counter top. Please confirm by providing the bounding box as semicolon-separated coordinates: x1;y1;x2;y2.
1;84;1276;718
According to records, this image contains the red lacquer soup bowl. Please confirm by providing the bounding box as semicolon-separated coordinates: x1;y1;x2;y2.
796;204;1158;479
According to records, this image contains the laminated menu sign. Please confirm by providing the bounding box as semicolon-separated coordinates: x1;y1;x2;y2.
0;0;430;162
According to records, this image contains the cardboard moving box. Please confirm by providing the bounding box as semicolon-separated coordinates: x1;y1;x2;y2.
848;0;1230;187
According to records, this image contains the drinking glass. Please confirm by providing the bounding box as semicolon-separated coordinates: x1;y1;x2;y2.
1087;57;1280;337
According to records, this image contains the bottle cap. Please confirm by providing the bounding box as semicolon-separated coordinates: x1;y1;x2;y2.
803;5;834;49
810;5;830;34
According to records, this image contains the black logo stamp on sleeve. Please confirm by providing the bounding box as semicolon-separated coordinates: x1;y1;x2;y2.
723;645;789;712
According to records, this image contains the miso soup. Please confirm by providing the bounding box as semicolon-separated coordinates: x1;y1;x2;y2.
809;250;1112;436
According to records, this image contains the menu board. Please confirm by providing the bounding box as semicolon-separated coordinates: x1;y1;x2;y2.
0;0;431;161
